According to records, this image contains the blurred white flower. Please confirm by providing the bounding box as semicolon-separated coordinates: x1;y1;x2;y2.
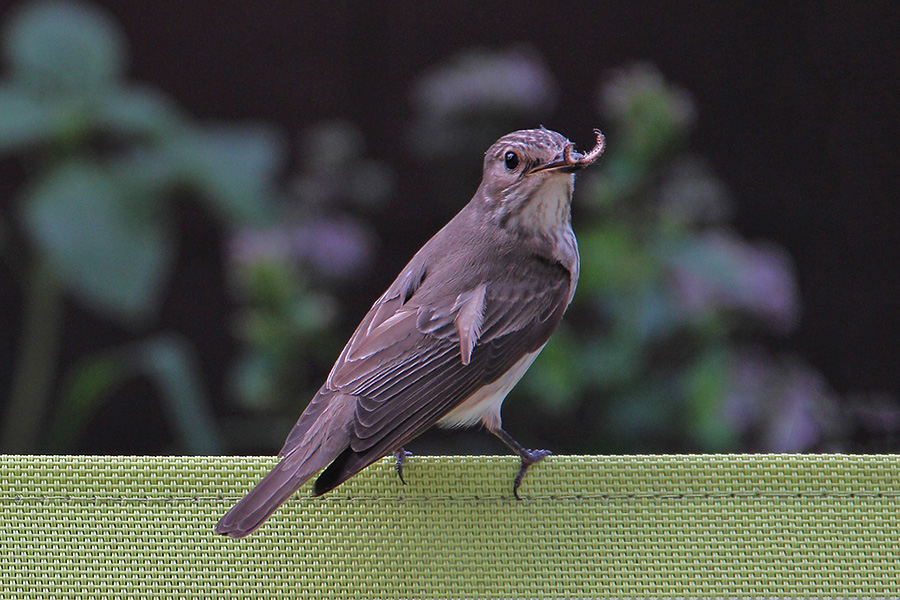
413;47;557;118
408;47;558;156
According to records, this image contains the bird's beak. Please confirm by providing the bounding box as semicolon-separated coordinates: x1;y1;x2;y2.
527;156;586;174
527;129;606;175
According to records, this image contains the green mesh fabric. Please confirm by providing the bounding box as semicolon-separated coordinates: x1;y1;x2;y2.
2;454;899;597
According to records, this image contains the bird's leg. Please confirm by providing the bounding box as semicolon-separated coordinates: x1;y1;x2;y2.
392;448;413;484
491;428;552;499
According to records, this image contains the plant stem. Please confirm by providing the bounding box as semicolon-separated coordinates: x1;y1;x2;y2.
1;259;64;453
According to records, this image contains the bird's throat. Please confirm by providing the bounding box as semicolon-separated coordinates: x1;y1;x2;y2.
501;172;580;292
506;174;574;237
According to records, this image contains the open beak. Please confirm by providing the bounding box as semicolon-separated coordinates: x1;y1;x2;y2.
527;129;606;175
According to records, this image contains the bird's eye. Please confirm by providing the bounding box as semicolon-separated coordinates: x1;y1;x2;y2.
504;151;520;171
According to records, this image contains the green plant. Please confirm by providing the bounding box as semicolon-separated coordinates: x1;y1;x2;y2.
405;52;841;454
0;1;283;453
222;121;391;451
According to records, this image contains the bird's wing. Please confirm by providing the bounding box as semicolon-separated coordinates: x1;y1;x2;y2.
329;252;573;459
276;243;574;495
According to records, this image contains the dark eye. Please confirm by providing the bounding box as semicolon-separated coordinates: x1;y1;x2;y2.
504;151;520;171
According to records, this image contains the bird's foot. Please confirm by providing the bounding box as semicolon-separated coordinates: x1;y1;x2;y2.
392;448;413;484
512;448;552;500
491;426;552;500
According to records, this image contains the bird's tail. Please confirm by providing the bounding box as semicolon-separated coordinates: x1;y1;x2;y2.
215;395;354;538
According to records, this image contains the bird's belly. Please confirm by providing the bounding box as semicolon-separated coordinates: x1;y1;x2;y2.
437;345;545;431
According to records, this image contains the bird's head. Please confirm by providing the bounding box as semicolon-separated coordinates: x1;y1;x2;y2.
477;128;605;233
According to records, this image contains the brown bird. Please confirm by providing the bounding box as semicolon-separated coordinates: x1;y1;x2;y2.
216;127;605;538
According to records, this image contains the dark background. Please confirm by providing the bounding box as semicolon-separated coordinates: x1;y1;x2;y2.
2;2;898;447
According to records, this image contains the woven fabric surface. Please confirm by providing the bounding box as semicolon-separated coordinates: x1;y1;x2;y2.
2;454;899;598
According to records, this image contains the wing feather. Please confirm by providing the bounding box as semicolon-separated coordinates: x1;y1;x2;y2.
330;252;573;460
454;283;487;364
278;219;576;495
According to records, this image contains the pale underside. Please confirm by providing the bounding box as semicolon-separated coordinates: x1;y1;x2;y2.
437;345;545;431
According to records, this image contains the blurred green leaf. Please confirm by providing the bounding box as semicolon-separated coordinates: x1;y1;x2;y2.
289;293;336;334
235;259;296;310
46;355;122;452
231;352;279;410
134;336;223;455
96;85;183;138
172;126;283;225
624;91;684;160
584;158;647;209
684;345;735;450
0;85;55;151
523;330;579;413
22;160;173;320
0;86;100;150
109;145;183;197
3;0;126;96
578;225;656;293
580;334;644;388
599;64;694;164
47;335;223;454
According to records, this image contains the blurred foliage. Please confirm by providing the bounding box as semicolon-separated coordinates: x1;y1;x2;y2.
0;1;282;453
408;47;558;157
405;47;559;223
222;121;391;451
48;335;220;454
528;64;834;452
1;3;894;457
403;51;874;455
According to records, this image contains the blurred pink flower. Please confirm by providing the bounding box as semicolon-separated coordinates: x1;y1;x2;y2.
229;216;374;279
724;349;838;451
669;231;800;333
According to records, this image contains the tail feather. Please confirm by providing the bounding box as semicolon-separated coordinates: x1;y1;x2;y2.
214;454;324;538
215;393;355;538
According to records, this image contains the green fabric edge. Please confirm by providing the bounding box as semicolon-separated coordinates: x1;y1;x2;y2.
3;454;899;598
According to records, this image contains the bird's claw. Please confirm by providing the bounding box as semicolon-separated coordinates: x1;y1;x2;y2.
513;449;552;500
393;448;413;484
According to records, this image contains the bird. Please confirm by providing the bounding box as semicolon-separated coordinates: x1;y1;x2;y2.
216;127;605;538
